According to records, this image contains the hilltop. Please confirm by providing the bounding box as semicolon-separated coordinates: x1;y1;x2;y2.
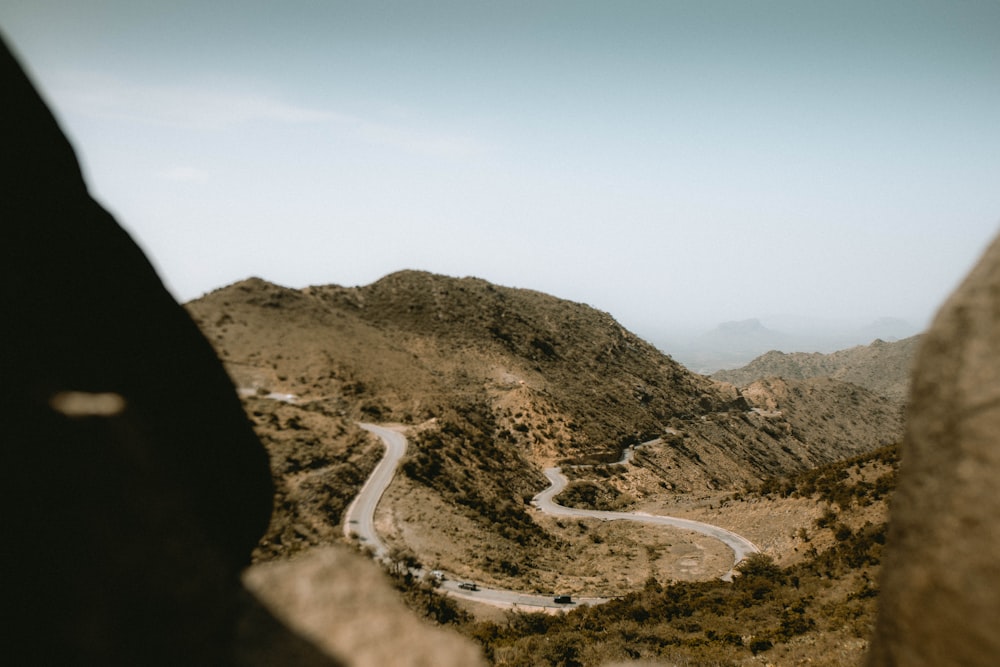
187;271;900;477
711;335;921;403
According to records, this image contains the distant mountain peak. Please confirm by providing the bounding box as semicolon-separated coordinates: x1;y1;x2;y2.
711;335;922;403
715;318;768;334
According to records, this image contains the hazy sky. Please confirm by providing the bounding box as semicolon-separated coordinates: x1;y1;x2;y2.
3;1;999;336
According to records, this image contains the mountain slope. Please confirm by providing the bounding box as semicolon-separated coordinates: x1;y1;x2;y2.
711;336;921;402
188;272;899;473
185;272;902;581
190;272;734;461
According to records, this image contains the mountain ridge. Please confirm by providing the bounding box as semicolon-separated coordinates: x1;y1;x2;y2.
185;271;903;583
712;335;921;402
187;271;900;472
651;316;920;374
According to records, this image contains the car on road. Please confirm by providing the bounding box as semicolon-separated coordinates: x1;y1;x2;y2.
554;595;573;604
458;582;479;591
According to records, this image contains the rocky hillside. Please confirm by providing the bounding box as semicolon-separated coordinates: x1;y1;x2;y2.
185;272;903;564
188;272;725;459
711;335;922;402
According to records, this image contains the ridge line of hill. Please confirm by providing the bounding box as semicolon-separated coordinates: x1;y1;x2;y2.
711;335;921;402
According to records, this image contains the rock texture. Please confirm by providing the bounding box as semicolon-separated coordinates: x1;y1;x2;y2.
867;233;1000;666
242;547;488;667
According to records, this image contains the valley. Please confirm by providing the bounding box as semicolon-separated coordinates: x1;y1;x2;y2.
347;423;757;611
185;271;911;665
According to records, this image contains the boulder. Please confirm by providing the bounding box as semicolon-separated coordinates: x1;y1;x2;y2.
867;232;1000;665
241;546;488;667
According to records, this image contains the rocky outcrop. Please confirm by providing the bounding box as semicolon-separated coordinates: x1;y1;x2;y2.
867;233;1000;666
241;547;487;667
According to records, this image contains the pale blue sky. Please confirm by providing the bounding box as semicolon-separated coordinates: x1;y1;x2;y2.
3;1;999;337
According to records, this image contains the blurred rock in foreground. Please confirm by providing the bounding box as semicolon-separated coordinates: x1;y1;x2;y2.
868;232;1000;666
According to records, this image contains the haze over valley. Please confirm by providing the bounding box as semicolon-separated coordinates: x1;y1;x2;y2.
654;315;921;375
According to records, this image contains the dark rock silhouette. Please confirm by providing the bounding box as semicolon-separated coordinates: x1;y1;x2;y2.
0;34;489;666
0;34;279;665
867;233;1000;666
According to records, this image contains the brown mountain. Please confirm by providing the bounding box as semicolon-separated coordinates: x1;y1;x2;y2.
711;335;922;403
185;272;902;570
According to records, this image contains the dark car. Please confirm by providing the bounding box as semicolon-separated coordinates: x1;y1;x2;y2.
553;595;573;604
458;582;479;591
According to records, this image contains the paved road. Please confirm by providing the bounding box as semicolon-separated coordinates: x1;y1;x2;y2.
532;468;759;581
345;424;760;609
342;423;408;561
343;423;603;609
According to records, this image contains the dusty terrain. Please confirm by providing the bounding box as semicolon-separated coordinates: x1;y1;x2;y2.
184;274;902;584
183;272;906;664
372;438;892;605
380;474;734;596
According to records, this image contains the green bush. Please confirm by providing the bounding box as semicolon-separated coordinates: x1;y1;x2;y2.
753;442;899;509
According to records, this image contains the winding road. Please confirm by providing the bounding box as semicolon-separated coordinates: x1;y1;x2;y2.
533;468;759;581
345;423;760;609
342;423;408;561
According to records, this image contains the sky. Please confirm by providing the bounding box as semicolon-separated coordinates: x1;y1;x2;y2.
3;1;1000;338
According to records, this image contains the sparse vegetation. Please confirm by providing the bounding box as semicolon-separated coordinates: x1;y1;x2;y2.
246;398;383;562
459;525;887;666
750;442;898;509
712;337;921;403
401;405;549;548
187;274;903;508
